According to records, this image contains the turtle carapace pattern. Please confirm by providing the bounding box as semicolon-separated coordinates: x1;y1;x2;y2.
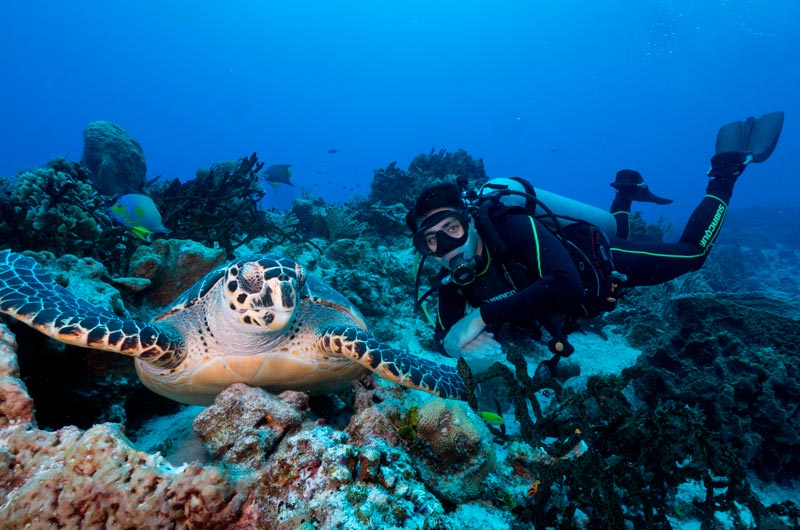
0;250;466;405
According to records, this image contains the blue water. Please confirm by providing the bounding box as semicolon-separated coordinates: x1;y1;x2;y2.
1;0;797;223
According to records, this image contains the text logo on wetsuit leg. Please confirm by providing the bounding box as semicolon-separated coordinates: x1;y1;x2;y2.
700;203;726;248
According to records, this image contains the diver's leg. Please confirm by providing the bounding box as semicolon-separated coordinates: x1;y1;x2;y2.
675;173;734;251
611;173;735;286
610;194;632;240
612;111;784;287
609;169;673;240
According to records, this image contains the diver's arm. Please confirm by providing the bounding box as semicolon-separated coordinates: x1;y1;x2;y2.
433;283;467;352
479;216;584;325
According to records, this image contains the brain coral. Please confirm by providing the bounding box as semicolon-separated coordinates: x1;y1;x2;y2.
414;398;496;503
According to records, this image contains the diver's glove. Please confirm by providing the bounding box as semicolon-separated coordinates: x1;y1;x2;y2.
611;169;674;205
707;151;751;179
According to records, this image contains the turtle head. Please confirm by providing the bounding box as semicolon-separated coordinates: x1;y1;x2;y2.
223;256;305;331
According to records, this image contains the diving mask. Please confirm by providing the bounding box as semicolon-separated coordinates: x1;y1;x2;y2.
412;210;470;257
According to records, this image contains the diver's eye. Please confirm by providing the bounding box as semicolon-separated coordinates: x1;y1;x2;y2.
443;220;464;237
425;233;438;250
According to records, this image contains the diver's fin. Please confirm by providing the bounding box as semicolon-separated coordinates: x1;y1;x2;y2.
611;169;674;205
715;111;784;163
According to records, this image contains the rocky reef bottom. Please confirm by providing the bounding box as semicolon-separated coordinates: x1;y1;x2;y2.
2;289;800;530
1;239;800;529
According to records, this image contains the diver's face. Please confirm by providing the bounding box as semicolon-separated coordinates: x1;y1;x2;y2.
421;212;466;255
414;208;481;268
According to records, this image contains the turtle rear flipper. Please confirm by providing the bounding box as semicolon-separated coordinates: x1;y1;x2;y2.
316;325;467;401
0;250;183;369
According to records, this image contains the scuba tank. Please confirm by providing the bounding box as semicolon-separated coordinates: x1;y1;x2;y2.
477;177;618;238
532;188;617;238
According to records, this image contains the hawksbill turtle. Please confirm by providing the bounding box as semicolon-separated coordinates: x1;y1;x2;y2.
0;250;466;405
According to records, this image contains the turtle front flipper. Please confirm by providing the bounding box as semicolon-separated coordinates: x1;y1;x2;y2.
316;325;466;401
0;250;184;369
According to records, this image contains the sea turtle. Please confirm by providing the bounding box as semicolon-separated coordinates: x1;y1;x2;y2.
0;249;466;405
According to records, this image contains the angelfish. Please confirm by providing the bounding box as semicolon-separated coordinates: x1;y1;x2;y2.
263;164;294;186
110;193;171;240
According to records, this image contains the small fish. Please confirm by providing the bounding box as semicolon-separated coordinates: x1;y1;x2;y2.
110;193;171;240
327;148;340;154
479;411;505;425
263;164;294;186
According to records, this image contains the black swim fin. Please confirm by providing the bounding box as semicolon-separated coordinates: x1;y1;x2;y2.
611;169;674;204
715;111;784;163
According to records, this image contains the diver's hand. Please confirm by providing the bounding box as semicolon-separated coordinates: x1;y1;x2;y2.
459;331;502;373
444;309;487;357
461;331;502;357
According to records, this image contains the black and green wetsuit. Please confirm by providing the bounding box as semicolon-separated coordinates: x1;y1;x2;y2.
433;175;737;350
433;214;584;350
610;176;734;286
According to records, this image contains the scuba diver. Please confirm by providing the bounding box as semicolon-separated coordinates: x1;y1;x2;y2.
406;111;784;376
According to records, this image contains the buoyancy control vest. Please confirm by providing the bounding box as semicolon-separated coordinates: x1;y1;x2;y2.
413;176;627;322
473;177;626;319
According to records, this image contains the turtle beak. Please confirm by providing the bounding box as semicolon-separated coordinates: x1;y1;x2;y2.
255;276;297;331
228;261;298;331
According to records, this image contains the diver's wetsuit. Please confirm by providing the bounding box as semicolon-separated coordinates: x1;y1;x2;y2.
609;176;734;286
433;214;584;348
433;175;736;348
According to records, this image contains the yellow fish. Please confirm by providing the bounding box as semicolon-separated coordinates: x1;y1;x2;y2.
479;411;504;425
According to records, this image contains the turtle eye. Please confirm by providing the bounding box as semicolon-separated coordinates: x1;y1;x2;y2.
294;263;306;289
238;262;265;293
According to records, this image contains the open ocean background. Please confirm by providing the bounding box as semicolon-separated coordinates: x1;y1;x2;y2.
1;0;797;227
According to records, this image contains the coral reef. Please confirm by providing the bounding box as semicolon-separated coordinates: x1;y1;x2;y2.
3;140;800;529
317;239;415;320
0;324;248;529
80;120;147;196
193;384;306;469
414;399;496;503
626;210;673;242
0;323;34;428
367;148;487;235
0;159;117;258
149;153;270;258
1;424;248;529
633;294;800;482
121;238;227;313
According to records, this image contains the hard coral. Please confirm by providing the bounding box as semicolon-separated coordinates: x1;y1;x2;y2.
193;384;305;469
80;121;147;196
123;238;227;312
1;424;247;529
0;159;113;257
414;398;496;503
0;324;34;428
0;326;248;529
254;424;446;530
